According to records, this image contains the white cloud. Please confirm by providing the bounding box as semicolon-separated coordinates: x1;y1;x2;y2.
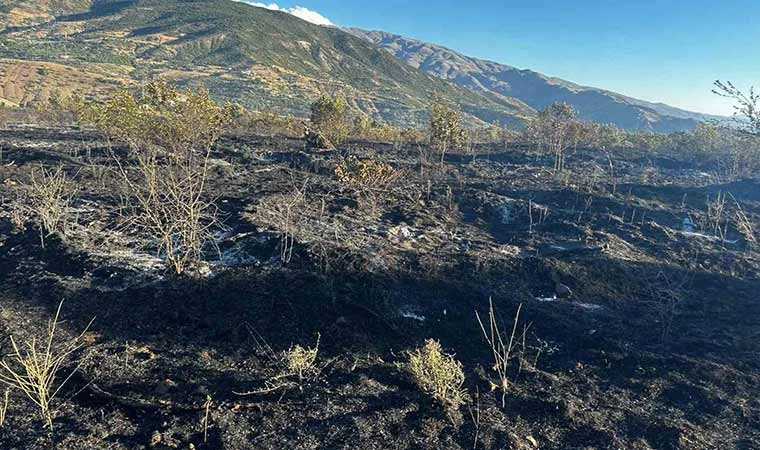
236;2;334;26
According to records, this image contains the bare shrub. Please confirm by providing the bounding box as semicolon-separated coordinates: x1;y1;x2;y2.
248;188;372;273
311;94;349;145
648;270;691;344
19;165;76;247
86;81;233;275
475;299;521;408
255;181;309;263
701;191;728;240
0;301;93;429
405;339;466;411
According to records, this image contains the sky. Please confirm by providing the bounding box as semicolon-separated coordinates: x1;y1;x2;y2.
239;1;760;116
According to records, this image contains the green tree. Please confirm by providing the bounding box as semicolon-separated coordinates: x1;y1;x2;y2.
528;102;581;173
310;94;349;145
429;98;462;163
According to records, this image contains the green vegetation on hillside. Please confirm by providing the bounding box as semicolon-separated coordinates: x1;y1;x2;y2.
0;0;534;127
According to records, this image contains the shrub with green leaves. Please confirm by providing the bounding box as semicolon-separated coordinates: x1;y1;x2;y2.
429;98;463;162
87;81;232;154
525;102;581;173
310;94;349;145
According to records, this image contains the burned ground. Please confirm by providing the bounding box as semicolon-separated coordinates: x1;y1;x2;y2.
0;127;758;449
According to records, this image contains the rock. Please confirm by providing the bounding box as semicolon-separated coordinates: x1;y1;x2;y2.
555;282;573;298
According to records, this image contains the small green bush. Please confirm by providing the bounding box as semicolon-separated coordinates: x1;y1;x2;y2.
311;94;349;145
406;339;466;411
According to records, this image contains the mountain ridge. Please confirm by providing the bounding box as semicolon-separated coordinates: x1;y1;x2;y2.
0;0;718;132
348;28;720;132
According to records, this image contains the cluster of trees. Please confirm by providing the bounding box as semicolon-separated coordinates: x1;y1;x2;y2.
422;81;760;178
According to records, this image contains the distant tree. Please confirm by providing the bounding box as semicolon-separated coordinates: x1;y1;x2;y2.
429;97;463;163
594;124;629;150
692;121;722;154
351;113;374;140
528;102;581;173
310;94;349;145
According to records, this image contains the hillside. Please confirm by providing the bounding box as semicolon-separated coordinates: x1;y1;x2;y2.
0;0;534;126
1;123;759;449
349;29;719;132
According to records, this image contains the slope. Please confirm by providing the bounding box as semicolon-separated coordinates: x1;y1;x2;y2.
0;0;534;126
350;29;720;132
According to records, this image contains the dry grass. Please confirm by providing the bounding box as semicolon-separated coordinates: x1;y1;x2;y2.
406;339;466;411
234;332;322;395
201;394;212;443
9;205;27;233
233;110;303;138
335;156;401;191
729;193;757;244
285;335;321;385
0;301;93;429
0;389;9;428
475;299;521;408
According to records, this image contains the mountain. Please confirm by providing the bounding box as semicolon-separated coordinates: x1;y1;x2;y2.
0;0;534;126
349;29;720;132
0;1;719;132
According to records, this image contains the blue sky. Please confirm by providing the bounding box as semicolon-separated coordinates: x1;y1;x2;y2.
244;1;759;116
